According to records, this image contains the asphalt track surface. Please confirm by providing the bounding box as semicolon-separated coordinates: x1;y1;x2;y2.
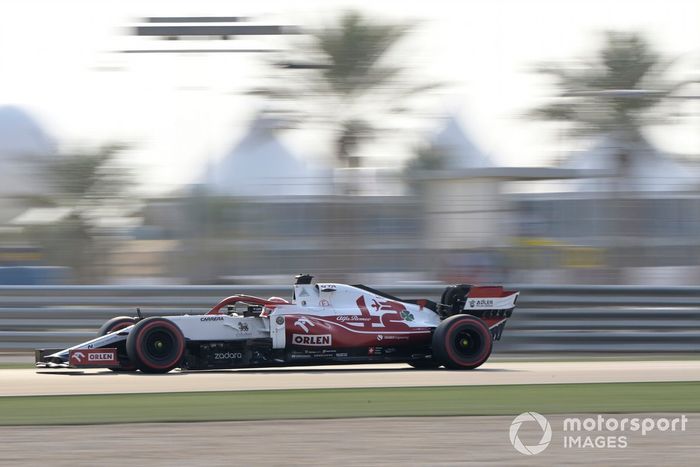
2;360;700;396
2;415;698;466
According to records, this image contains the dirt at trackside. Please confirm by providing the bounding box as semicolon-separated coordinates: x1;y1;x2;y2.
1;414;697;466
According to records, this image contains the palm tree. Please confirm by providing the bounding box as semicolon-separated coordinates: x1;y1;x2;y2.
26;145;134;282
253;11;438;172
48;144;132;205
530;32;698;282
531;31;692;154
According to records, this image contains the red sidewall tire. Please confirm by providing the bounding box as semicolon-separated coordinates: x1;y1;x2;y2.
98;316;137;337
98;316;138;372
126;318;185;374
432;315;493;370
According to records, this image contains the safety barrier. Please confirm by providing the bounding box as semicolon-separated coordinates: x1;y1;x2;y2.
1;284;699;353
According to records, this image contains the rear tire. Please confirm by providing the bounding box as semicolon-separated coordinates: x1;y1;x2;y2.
440;284;472;315
126;317;185;374
432;315;492;370
98;316;138;372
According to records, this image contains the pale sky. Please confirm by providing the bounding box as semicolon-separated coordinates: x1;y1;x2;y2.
0;0;698;193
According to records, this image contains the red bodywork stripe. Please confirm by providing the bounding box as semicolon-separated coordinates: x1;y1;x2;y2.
467;286;517;298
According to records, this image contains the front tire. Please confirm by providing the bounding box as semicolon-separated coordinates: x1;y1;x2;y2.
432;315;492;370
98;316;137;336
98;316;138;372
126;317;185;374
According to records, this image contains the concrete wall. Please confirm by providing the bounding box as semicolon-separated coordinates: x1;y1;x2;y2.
422;177;509;250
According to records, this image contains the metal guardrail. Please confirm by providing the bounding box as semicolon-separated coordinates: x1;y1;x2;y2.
1;285;699;353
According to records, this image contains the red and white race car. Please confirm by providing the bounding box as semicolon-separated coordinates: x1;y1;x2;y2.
36;275;519;373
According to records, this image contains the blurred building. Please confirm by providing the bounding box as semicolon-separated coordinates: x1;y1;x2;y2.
512;132;700;284
0;106;54;206
0;106;69;283
418;115;497;252
123;115;422;283
136;194;423;284
2;106;695;286
428;114;494;169
203;114;332;197
130;115;583;285
0;106;55;196
563;133;698;193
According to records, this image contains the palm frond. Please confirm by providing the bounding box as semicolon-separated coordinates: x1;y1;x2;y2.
529;30;686;142
249;10;437;166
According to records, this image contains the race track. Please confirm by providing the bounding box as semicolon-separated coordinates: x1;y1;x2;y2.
4;415;698;466
2;360;699;396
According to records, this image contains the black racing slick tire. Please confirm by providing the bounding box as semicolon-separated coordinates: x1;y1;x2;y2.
432;315;492;370
126;317;185;374
98;316;138;372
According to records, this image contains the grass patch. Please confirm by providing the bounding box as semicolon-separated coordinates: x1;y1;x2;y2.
0;363;32;370
0;381;698;426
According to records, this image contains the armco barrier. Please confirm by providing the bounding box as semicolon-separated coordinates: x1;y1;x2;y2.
1;285;699;353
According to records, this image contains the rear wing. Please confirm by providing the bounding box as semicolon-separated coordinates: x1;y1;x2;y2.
464;286;518;314
438;284;519;340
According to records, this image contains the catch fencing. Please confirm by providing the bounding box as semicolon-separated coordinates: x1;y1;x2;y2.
1;284;699;353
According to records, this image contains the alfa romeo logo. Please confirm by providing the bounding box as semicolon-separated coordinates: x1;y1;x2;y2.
509;412;552;455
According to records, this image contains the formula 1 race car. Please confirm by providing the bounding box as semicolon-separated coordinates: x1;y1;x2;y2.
35;275;519;373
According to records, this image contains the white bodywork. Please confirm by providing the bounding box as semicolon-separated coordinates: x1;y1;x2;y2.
47;283;442;360
464;294;518;311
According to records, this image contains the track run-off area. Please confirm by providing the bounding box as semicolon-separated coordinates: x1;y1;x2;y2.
2;360;699;397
